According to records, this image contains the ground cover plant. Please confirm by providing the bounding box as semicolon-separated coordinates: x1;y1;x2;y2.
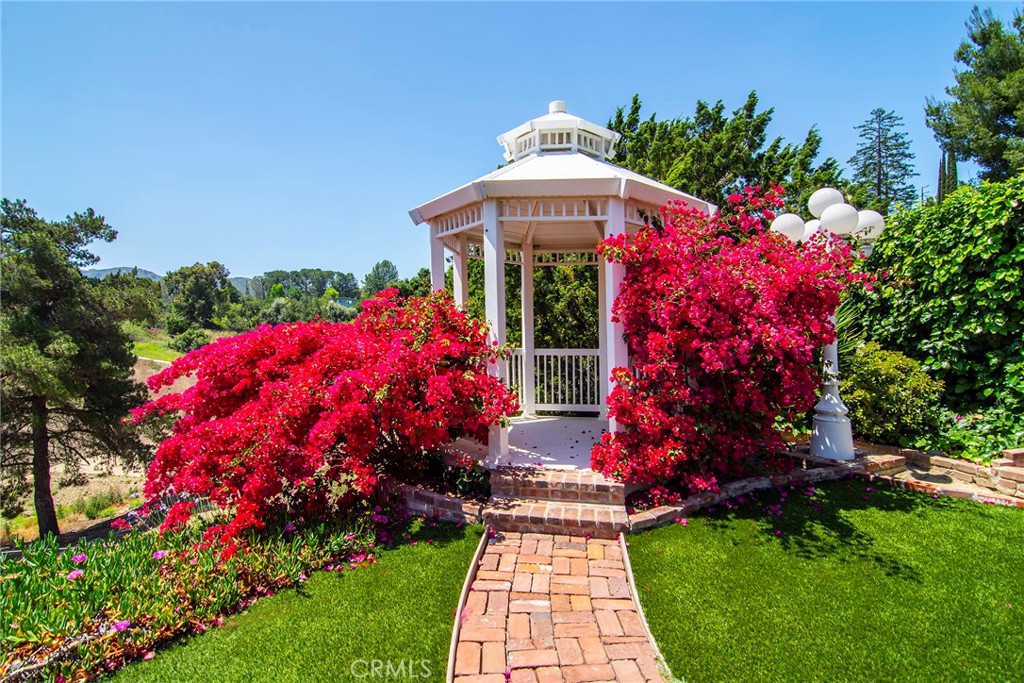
107;519;480;683
0;502;409;681
628;478;1024;683
591;188;860;492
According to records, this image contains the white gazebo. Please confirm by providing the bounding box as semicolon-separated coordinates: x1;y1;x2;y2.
409;101;715;468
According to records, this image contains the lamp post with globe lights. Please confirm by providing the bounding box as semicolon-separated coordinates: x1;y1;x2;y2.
769;188;884;461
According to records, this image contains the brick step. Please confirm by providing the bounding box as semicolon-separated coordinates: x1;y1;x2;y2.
490;466;625;505
483;497;628;539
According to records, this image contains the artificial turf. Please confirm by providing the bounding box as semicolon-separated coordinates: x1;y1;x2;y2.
109;520;481;683
628;478;1024;683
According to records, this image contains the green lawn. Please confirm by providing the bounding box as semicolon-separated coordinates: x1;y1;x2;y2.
132;341;182;362
629;479;1024;683
110;521;481;683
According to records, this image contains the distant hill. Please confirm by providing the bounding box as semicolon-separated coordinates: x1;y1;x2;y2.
82;267;162;282
230;276;255;296
82;268;255;295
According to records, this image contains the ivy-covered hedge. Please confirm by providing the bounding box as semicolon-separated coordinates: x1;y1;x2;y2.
851;176;1024;413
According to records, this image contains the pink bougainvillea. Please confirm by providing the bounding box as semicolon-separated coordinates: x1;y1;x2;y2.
591;186;860;492
133;291;516;542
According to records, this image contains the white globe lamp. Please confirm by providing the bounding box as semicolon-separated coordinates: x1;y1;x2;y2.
801;219;821;242
855;210;885;240
770;213;805;243
819;202;859;235
808;187;845;218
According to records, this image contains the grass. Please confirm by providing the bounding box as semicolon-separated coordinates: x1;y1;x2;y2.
628;478;1024;683
56;487;138;520
132;341;182;362
109;520;481;683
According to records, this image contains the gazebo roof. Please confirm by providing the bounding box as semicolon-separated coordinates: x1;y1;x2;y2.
409;102;716;226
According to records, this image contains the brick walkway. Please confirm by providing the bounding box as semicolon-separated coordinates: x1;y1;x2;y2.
453;532;663;683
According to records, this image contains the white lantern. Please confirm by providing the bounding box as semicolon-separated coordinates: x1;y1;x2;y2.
801;219;821;242
855;209;885;240
808;187;845;218
820;202;859;235
770;213;805;242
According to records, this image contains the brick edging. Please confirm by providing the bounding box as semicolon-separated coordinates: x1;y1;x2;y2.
618;532;672;681
627;449;1024;532
628;465;848;532
446;527;491;683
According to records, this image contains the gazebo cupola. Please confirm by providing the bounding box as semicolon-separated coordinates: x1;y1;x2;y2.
409;101;715;467
497;100;620;162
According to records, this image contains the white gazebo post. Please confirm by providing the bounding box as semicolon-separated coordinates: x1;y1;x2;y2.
602;198;629;432
597;259;609;418
428;226;446;291
453;233;469;308
482;198;508;464
520;242;536;416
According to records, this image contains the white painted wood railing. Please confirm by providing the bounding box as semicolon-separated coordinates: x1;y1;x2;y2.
509;348;602;412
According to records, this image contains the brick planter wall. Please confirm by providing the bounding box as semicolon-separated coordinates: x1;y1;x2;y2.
378;476;485;525
897;447;1024;499
627;447;1024;532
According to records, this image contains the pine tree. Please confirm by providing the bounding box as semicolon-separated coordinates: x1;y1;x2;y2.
848;108;919;213
1;199;147;536
926;6;1024;181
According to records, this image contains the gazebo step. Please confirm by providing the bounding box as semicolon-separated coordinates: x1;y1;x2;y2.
490;466;626;505
483;497;628;539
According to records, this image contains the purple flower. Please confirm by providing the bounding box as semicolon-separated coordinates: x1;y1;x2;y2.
774;530;782;537
112;620;130;632
66;569;84;581
283;523;295;532
152;550;167;560
72;553;87;564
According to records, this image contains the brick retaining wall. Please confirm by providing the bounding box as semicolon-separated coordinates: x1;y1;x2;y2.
628;447;1024;532
379;476;485;525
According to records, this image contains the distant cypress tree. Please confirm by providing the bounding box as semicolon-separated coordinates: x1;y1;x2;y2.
938;151;947;202
945;149;959;197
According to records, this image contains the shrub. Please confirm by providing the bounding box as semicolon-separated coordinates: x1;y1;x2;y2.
591;187;860;492
843;342;944;445
850;176;1024;412
163;308;190;336
169;326;209;352
132;290;515;543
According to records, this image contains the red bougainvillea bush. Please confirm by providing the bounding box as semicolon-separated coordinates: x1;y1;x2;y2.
591;187;860;493
133;290;516;543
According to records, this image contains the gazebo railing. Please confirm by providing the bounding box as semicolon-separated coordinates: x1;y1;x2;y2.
509;348;602;412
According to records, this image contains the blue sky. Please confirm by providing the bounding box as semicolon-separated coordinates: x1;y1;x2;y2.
3;2;1019;281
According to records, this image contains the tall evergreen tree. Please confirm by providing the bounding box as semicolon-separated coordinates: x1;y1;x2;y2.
926;6;1024;180
946;149;960;197
848;108;918;213
1;199;147;536
938;150;948;202
607;92;845;214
